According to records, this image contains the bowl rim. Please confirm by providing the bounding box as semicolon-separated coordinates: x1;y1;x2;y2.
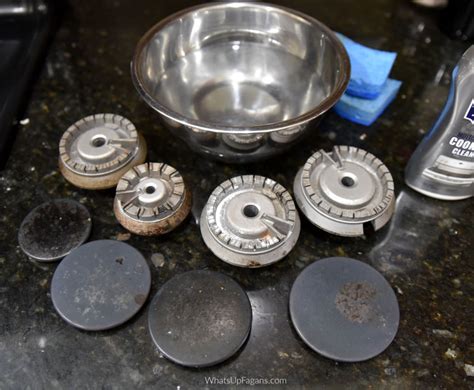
131;1;350;134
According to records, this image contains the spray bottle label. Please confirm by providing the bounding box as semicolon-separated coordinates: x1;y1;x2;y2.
464;99;474;124
448;133;474;159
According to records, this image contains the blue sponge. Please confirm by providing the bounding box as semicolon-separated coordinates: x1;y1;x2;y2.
334;79;402;126
337;33;397;99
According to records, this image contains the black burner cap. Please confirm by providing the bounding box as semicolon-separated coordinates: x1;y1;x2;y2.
148;270;252;367
18;199;91;262
290;257;399;362
51;240;151;331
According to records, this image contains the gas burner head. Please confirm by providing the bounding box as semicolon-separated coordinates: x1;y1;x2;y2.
294;146;395;236
200;175;300;268
59;113;147;189
114;163;191;236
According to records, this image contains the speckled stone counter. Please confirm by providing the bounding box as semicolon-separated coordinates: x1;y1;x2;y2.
0;0;472;388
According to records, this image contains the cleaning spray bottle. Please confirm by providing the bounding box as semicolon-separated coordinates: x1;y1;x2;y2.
405;46;474;200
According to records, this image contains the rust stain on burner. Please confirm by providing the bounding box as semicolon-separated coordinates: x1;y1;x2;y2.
335;282;376;323
247;260;262;268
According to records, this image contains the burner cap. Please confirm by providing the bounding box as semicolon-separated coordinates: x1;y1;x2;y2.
18;199;91;262
114;163;191;236
148;270;251;367
59;114;147;189
290;257;399;362
294;146;395;236
200;175;300;267
51;240;151;331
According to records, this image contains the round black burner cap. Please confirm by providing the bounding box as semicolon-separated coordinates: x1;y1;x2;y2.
148;270;251;367
290;257;399;362
18;199;91;262
51;240;151;331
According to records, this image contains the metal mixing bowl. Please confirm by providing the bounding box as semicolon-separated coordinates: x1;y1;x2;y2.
132;2;350;163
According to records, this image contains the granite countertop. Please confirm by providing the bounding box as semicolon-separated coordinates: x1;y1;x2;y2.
0;0;472;388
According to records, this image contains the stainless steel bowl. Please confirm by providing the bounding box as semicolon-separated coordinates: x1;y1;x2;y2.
132;2;350;163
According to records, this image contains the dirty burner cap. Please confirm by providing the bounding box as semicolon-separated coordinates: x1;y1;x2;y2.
200;175;300;268
59;113;147;190
114;163;191;236
18;199;91;262
148;270;251;367
51;240;151;331
294;146;395;236
289;257;399;362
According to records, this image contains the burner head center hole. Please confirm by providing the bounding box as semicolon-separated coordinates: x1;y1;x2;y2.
145;185;156;194
341;176;355;187
242;204;260;218
340;172;358;188
91;135;107;148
